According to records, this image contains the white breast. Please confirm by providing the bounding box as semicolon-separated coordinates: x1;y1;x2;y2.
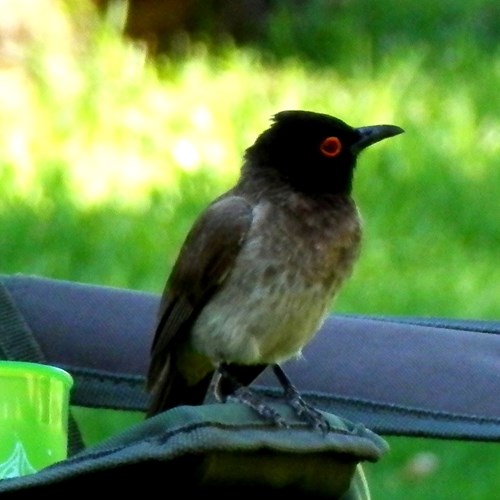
191;198;361;365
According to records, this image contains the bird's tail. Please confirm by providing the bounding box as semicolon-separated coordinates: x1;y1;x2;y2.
146;360;214;418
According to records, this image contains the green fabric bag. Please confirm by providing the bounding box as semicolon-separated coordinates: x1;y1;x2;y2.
0;402;387;498
0;277;387;497
2;275;497;497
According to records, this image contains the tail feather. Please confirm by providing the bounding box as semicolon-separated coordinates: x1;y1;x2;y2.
146;358;267;417
146;364;215;418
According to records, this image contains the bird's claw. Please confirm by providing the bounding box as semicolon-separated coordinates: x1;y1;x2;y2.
285;391;331;434
227;386;289;428
273;364;330;434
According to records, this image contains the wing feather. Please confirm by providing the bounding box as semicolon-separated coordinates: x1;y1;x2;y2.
147;195;253;395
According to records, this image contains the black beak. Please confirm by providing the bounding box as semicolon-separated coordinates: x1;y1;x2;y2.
351;124;404;154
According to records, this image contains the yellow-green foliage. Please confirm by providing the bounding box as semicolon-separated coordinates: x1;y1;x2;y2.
1;3;498;499
1;0;498;319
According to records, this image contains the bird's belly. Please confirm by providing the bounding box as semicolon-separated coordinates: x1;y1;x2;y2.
191;268;336;365
190;198;360;366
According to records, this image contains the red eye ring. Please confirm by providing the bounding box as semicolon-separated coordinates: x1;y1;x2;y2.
320;136;342;158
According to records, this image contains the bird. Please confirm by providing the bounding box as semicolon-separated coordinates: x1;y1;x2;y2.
146;110;403;430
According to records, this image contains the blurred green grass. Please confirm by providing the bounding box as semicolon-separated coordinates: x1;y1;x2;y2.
0;1;498;497
1;3;498;318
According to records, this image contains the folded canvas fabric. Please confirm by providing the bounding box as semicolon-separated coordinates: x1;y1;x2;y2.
1;274;498;440
0;274;498;497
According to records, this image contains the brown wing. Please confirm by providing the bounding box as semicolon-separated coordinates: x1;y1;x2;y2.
146;195;253;412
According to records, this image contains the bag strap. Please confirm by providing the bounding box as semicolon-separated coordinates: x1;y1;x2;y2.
0;282;85;455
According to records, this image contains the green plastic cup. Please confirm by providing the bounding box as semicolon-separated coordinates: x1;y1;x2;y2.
0;361;73;479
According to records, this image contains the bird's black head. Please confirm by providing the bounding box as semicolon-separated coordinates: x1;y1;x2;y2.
244;110;404;195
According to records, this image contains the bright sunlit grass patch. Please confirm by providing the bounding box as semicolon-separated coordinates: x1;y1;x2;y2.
0;10;430;210
0;0;498;320
1;3;498;499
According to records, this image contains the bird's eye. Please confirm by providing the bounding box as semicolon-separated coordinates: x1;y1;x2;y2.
320;136;342;158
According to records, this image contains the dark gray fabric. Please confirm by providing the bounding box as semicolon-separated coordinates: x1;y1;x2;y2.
1;274;499;441
258;315;500;417
0;283;46;361
2;275;155;376
0;280;85;454
0;403;383;498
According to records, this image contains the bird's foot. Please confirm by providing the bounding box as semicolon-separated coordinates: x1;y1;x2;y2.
216;363;330;432
282;386;330;434
227;386;289;428
273;364;331;434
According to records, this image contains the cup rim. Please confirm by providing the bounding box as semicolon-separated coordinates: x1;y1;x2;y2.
0;361;73;387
